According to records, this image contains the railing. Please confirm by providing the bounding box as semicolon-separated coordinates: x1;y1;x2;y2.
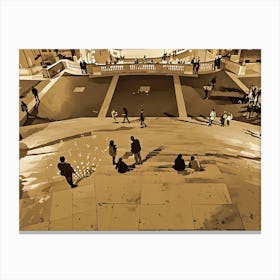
88;62;217;76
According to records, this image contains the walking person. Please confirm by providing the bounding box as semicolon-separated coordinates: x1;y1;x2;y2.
130;136;142;165
211;76;217;89
109;140;117;165
57;156;77;188
111;109;118;123
122;107;130;123
21;101;33;118
31;86;40;102
208;109;216;126
82;60;87;74
140;108;147;128
80;60;84;74
226;112;233;126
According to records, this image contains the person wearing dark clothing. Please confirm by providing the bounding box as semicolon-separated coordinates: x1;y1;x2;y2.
31;86;40;102
21;101;31;118
122;107;130;123
57;156;77;188
82;60;87;74
173;154;186;171
115;158;129;173
131;136;142;164
211;77;216;89
196;58;200;74
140;109;147;128
80;61;84;74
216;57;221;69
204;87;209;99
109;140;117;165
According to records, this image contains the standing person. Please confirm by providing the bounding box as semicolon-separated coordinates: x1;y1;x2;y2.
31;86;40;102
204;86;209;99
208;109;216;126
220;111;227;126
130;136;142;165
82;60;87;74
122;107;130;123
140;108;147;128
80;60;84;74
211;76;217;89
196;57;200;74
21;101;31;118
226;112;233;126
111;109;118;123
108;140;117;165
57;156;77;188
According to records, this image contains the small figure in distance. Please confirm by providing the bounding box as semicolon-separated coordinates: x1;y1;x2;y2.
189;156;205;171
109;140;117;165
21;101;34;118
31;86;40;103
226;111;233;126
57;156;77;188
220;111;227;126
208;108;216;126
122;107;130;123
172;154;186;171
140;108;147;128
115;158;132;174
82;60;87;74
111;109;118;123
211;76;217;89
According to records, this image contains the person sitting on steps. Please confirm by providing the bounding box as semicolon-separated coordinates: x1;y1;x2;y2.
115;158;133;174
173;154;186;171
188;156;205;171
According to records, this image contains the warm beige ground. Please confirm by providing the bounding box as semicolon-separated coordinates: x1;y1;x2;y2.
19;117;260;231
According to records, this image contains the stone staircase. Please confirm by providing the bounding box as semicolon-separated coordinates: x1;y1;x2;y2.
93;145;245;231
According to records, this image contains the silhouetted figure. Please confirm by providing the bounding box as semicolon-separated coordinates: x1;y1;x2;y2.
131;136;142;164
82;60;87;74
173;154;186;171
57;156;77;188
122;107;130;123
80;61;84;74
196;58;200;73
109;140;117;165
204;86;209;99
31;86;40;102
211;76;217;89
208;109;216;126
140;108;147;128
189;156;205;171
115;158;129;173
21;101;32;118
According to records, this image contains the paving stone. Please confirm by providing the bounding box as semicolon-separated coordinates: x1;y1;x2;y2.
95;176;141;204
97;204;140;230
20;195;52;228
192;204;244;230
72;185;96;214
20;221;49;231
49;216;73;230
73;209;97;230
139;204;194;230
50;190;73;221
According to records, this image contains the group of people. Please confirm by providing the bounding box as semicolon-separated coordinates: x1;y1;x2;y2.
109;136;142;173
208;109;233;126
79;60;88;74
173;154;204;172
111;107;147;128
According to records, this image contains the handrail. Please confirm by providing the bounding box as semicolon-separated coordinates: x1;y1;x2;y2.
88;61;215;76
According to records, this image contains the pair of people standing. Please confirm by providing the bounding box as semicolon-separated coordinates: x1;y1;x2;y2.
220;111;233;126
109;136;142;173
